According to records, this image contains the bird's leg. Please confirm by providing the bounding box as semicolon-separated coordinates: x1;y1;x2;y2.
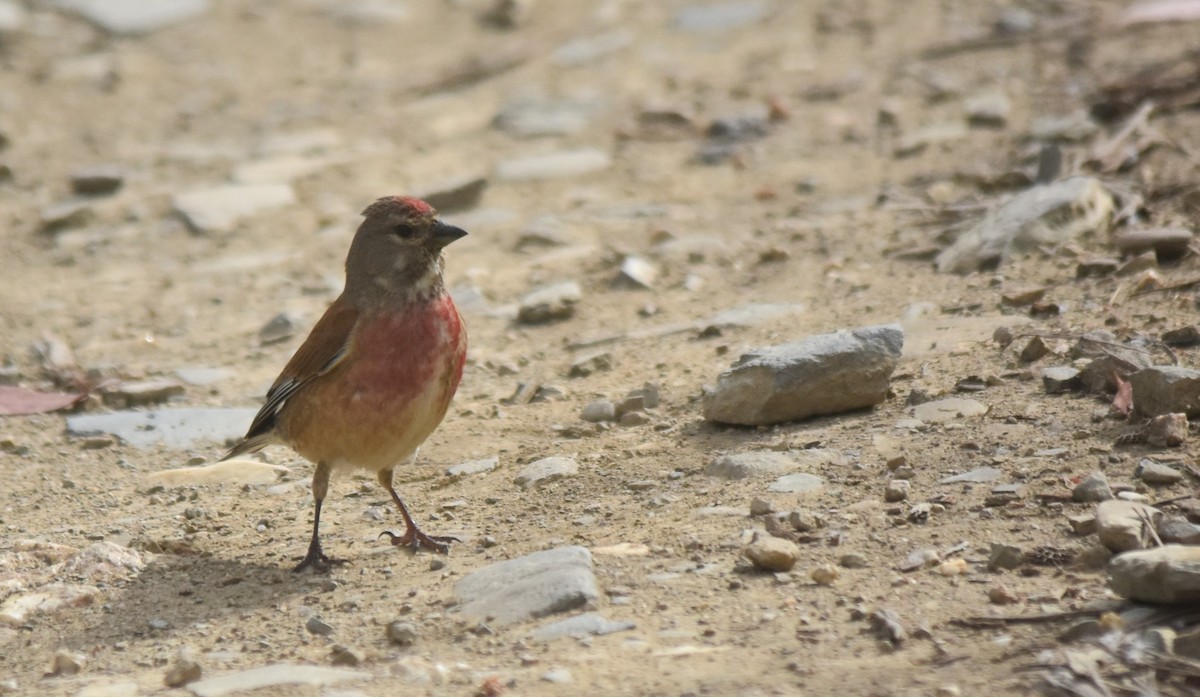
376;467;458;554
294;461;346;572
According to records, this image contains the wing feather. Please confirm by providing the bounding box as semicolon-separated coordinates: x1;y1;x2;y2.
221;297;359;460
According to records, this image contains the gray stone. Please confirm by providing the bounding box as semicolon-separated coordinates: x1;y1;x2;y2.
416;175;488;213
446;457;499;477
884;479;910;502
912;397;987;423
720;449;839;479
744;536;800;572
386;621;417;646
703;324;902;426
1158;517;1200;545
173;184;296;233
175;367;233;386
1029;111;1100;142
1135;460;1184;486
1108;545;1200;605
542;667;573;684
187;664;369;697
936;177;1113;274
1131;366;1200;417
529;612;635;642
324;0;410;25
965;90;1010;127
894;122;968;157
67;408;258;450
232;155;336;185
495;95;596;138
165;658;202;687
1115;228;1193;259
1096;500;1164;552
62;0;210;35
988;543;1025;571
551;29;634;66
767;473;825;494
454;546;598;626
569;351;612;378
580;400;615;423
1042;366;1081;394
495;149;611;181
0;0;25;33
939;467;1003;484
104;379;185;407
517;281;582;324
69;165;125;195
614;256;658;289
514;457;578;489
305;616;334;636
674;1;771;31
1067;513;1097;536
1072;471;1113;502
701;303;805;329
40;198;94;232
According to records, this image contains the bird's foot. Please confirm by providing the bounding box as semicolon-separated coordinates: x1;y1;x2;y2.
378;527;458;554
293;547;348;573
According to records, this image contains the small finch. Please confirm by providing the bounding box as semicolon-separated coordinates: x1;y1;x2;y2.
223;195;468;572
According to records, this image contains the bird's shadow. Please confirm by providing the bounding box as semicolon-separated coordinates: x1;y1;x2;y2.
73;552;318;649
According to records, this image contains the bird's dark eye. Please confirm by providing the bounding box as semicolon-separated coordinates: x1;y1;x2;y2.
393;223;417;239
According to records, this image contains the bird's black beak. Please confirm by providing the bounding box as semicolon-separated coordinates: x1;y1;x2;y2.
431;220;468;248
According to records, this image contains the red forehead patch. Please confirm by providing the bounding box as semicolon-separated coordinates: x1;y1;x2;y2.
361;196;436;219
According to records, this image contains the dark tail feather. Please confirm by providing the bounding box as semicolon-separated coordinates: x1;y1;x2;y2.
221;434;271;461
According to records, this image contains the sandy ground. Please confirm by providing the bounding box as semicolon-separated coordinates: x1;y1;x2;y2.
3;1;1200;695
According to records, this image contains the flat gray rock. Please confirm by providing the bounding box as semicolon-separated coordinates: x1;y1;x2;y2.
514;457;578;489
61;0;210;35
494;95;598;138
938;467;1003;484
188;663;368;697
674;1;771;31
912;397;987;423
767;473;825;494
455;546;598;626
1096;499;1162;552
67;408;257;450
517;281;582;324
1131;366;1200;417
706;449;841;480
173;183;296;233
703;324;903;426
529;612;635;642
936;177;1113;274
1109;545;1200;605
702;303;805;329
495;149;611;181
552;29;634;66
446;457;499;477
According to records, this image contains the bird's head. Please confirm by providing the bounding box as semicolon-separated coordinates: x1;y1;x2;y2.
345;196;468;304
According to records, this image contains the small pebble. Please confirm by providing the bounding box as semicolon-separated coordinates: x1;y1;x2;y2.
386;621;418;646
164;658;202;687
744;536;800;572
884;479;910;502
811;564;839;586
305;616;335;636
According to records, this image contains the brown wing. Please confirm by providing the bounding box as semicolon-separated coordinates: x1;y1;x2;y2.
222;296;360;459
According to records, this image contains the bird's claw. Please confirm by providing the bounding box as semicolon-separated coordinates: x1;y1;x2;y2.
293;550;348;573
378;528;458;554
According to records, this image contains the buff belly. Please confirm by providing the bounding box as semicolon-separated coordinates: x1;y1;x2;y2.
277;297;466;471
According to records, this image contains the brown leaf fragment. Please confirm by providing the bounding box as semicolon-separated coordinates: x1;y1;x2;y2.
1111;370;1133;417
0;385;86;415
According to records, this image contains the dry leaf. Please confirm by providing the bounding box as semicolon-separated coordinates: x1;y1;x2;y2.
1111;370;1133;416
0;386;86;416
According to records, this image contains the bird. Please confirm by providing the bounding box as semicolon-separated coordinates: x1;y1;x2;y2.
222;195;469;572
